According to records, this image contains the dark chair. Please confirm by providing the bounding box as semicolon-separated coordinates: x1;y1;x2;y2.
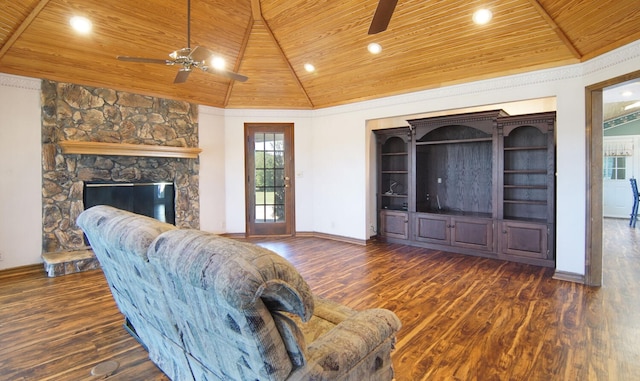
630;178;639;227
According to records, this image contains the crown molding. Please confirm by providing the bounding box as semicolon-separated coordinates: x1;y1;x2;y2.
583;39;640;77
0;73;41;90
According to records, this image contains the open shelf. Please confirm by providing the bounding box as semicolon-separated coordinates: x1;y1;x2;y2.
504;146;547;151
504;200;547;205
378;129;410;212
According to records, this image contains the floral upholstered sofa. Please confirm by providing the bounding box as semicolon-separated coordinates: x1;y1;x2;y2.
77;205;401;380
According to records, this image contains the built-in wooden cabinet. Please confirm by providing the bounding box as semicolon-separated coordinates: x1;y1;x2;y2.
375;110;556;267
377;128;411;241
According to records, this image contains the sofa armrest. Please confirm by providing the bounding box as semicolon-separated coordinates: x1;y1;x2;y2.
289;308;401;380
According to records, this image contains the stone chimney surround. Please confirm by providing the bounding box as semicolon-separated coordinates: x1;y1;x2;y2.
41;80;200;254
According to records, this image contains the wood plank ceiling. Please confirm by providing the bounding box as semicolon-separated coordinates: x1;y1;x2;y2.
0;0;639;109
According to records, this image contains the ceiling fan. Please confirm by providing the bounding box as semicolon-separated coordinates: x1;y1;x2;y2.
117;0;248;83
368;0;398;34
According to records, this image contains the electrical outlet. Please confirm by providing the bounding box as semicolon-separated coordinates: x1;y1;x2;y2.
0;252;4;261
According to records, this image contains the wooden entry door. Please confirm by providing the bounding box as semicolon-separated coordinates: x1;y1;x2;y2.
245;123;295;236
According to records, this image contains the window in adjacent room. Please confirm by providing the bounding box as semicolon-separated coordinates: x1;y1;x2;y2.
603;156;627;180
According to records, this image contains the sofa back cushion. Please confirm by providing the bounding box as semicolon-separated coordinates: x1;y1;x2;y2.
148;229;315;381
77;205;180;342
78;205;177;260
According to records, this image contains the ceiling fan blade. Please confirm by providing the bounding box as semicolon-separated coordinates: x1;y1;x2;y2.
191;46;248;81
368;0;398;34
174;69;191;83
220;70;249;83
117;56;172;65
202;67;248;82
189;46;213;63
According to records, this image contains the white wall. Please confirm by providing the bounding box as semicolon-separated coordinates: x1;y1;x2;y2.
0;75;42;270
310;112;367;239
198;106;227;233
216;110;314;234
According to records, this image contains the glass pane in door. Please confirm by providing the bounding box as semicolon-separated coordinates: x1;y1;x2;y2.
254;132;286;223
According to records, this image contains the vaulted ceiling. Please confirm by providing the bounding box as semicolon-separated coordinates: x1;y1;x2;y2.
1;0;639;109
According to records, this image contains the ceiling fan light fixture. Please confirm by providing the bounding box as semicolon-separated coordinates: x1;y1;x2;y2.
473;9;493;25
211;56;226;70
116;0;248;83
70;16;92;34
368;42;382;54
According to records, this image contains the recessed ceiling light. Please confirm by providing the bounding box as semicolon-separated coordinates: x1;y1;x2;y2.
368;42;382;54
622;90;633;97
70;16;92;34
472;9;493;25
211;56;226;70
304;63;315;73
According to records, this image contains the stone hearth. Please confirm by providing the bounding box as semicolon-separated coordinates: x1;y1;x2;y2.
42;249;99;277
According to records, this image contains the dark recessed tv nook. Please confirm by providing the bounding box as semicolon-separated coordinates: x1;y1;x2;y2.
83;182;176;225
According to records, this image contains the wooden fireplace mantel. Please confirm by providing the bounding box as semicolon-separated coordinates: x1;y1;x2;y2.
58;141;202;159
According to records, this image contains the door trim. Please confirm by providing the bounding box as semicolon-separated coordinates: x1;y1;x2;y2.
244;123;295;237
585;69;640;286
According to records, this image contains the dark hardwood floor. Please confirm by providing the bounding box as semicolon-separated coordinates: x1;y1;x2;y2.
1;218;639;380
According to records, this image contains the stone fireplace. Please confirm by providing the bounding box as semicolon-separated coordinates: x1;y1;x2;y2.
40;80;200;256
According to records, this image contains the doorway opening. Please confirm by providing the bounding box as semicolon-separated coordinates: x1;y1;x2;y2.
586;70;640;286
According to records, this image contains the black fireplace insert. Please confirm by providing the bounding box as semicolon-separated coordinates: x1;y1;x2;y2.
83;182;175;225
